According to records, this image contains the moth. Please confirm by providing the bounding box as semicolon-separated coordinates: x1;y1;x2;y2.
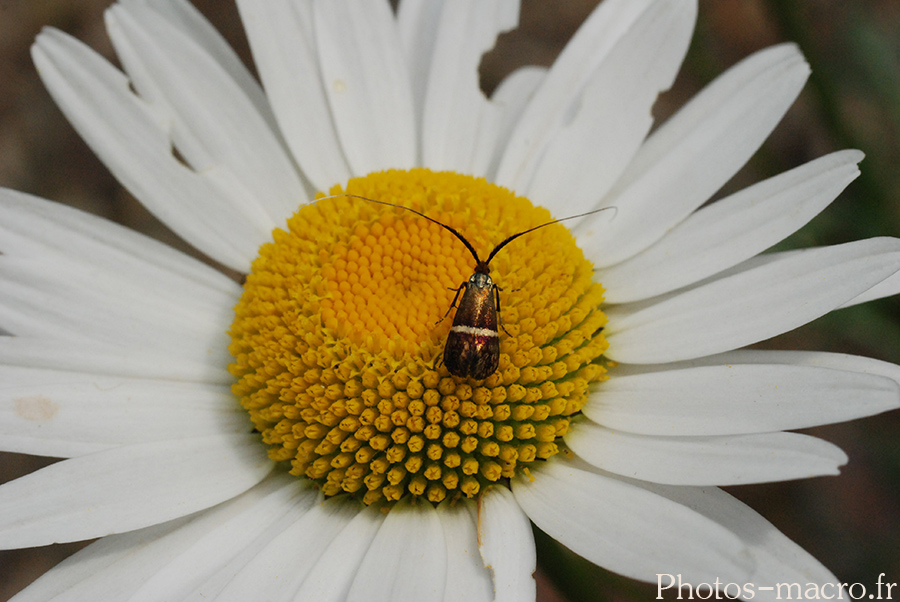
318;194;613;379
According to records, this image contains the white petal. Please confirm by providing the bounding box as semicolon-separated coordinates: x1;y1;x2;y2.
584;363;899;436
122;0;280;131
0;256;229;342
605;238;900;363
105;3;305;222
485;66;547;181
566;421;847;486
0;283;86;341
576;44;810;267
599;150;864;303
420;0;519;176
0;434;273;549
841;268;900;307
0;189;237;360
0;188;239;299
0;337;231;384
396;0;446;139
7;517;191;602
0;256;233;363
512;458;753;584
495;0;661;192
695;348;900;385
347;498;447;602
213;496;362;602
477;485;536;602
178;504;323;602
314;0;416;175
647;485;841;596
437;499;493;602
127;476;316;602
31;29;269;271
235;0;352;190
293;503;385;602
13;476;309;602
527;0;696;215
0;366;247;457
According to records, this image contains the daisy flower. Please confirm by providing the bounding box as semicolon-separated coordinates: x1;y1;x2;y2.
2;0;900;600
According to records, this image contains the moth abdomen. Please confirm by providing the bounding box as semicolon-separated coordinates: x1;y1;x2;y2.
443;273;500;379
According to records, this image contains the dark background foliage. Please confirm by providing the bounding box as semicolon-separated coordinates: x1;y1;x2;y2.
1;1;899;600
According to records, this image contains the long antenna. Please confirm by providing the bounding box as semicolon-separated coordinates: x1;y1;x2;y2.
314;193;617;268
315;193;482;265
484;206;617;265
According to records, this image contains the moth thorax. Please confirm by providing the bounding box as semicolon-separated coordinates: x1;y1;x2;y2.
469;272;493;289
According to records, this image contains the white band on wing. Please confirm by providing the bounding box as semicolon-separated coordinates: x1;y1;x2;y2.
450;325;499;337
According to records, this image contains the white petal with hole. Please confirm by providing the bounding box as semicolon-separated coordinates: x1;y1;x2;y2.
347;498;447;602
106;3;305;222
605;238;900;363
31;30;269;271
567;421;847;486
527;0;695;216
512;458;754;584
584;363;899;436
123;0;280;130
478;485;536;602
576;44;810;267
0;434;273;549
314;0;416;175
236;0;351;189
599;150;864;303
420;0;519;176
0;366;248;457
437;500;493;602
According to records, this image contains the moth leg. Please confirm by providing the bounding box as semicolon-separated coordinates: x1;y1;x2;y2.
494;285;512;336
436;282;467;326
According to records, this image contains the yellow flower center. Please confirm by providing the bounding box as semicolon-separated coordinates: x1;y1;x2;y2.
228;169;608;505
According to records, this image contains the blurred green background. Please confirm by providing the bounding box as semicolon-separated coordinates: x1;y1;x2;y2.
1;1;899;600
